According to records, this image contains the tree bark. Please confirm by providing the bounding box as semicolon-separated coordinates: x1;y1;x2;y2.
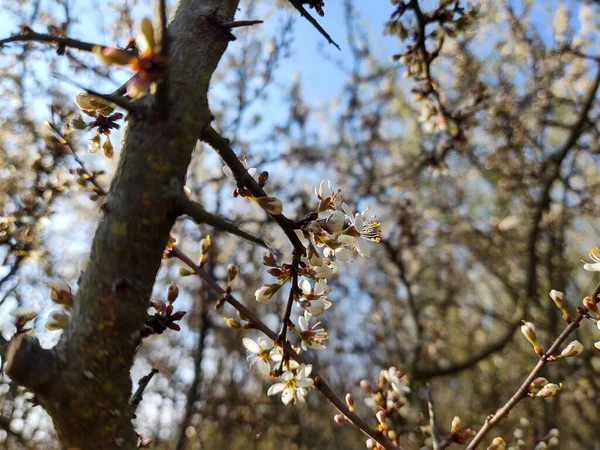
4;0;240;448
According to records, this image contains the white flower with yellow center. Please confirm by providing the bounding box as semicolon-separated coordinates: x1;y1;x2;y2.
340;203;381;257
583;247;600;272
297;312;328;350
267;364;314;405
243;337;273;376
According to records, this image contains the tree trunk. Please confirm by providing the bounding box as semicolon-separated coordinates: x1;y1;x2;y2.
4;1;240;448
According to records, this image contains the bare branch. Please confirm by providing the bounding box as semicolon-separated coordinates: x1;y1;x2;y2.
130;368;158;417
176;195;269;248
0;27;102;53
286;0;340;50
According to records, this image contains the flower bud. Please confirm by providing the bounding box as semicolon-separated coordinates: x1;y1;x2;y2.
376;410;386;425
530;377;549;389
334;414;347;424
360;380;371;392
548;437;559;446
49;280;74;307
488;437;506;450
88;134;101;153
253;196;283;215
521;321;542;356
584;296;598;313
102;138;114;159
534;442;548;450
45;309;70;330
254;283;281;302
167;282;179;304
224;317;241;328
365;439;375;449
345;393;355;412
559;340;583;358
549;289;564;308
200;235;211;256
451;416;461;435
549;290;571;323
227;264;239;285
548;429;559;438
536;383;561;398
178;268;193;277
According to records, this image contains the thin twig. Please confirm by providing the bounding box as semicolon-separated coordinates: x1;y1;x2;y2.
466;308;591;449
222;20;264;29
201;126;305;254
169;246;400;450
0;28;101;53
46;122;108;197
274;253;302;374
177;195;268;247
130;368;159;417
426;386;443;450
286;0;340;50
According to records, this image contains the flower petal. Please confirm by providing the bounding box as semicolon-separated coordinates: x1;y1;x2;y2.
267;383;285;396
243;337;260;353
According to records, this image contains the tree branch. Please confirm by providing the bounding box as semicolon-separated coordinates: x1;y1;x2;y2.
169;245;400;450
466;308;591;449
176;195;268;247
201;126;305;253
0;27;101;53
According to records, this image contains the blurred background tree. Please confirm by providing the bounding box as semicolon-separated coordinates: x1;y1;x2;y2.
1;0;600;449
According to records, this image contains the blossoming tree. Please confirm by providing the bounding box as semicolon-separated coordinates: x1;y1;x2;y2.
2;0;600;449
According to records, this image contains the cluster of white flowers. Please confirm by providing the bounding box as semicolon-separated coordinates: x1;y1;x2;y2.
243;179;381;405
242;336;313;405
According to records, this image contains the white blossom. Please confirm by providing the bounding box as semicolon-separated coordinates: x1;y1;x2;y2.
267;364;314;405
560;340;583;358
583;247;600;272
243;337;273;375
297;312;328;350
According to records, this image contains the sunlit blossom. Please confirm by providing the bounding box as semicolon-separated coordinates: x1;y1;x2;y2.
267;364;314;405
243;337;274;375
341;203;381;257
297;312;328;350
583;247;600;272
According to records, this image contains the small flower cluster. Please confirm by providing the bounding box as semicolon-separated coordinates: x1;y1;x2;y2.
349;367;415;449
141;282;186;337
72;93;123;159
239;179;381;405
242;336;314;405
